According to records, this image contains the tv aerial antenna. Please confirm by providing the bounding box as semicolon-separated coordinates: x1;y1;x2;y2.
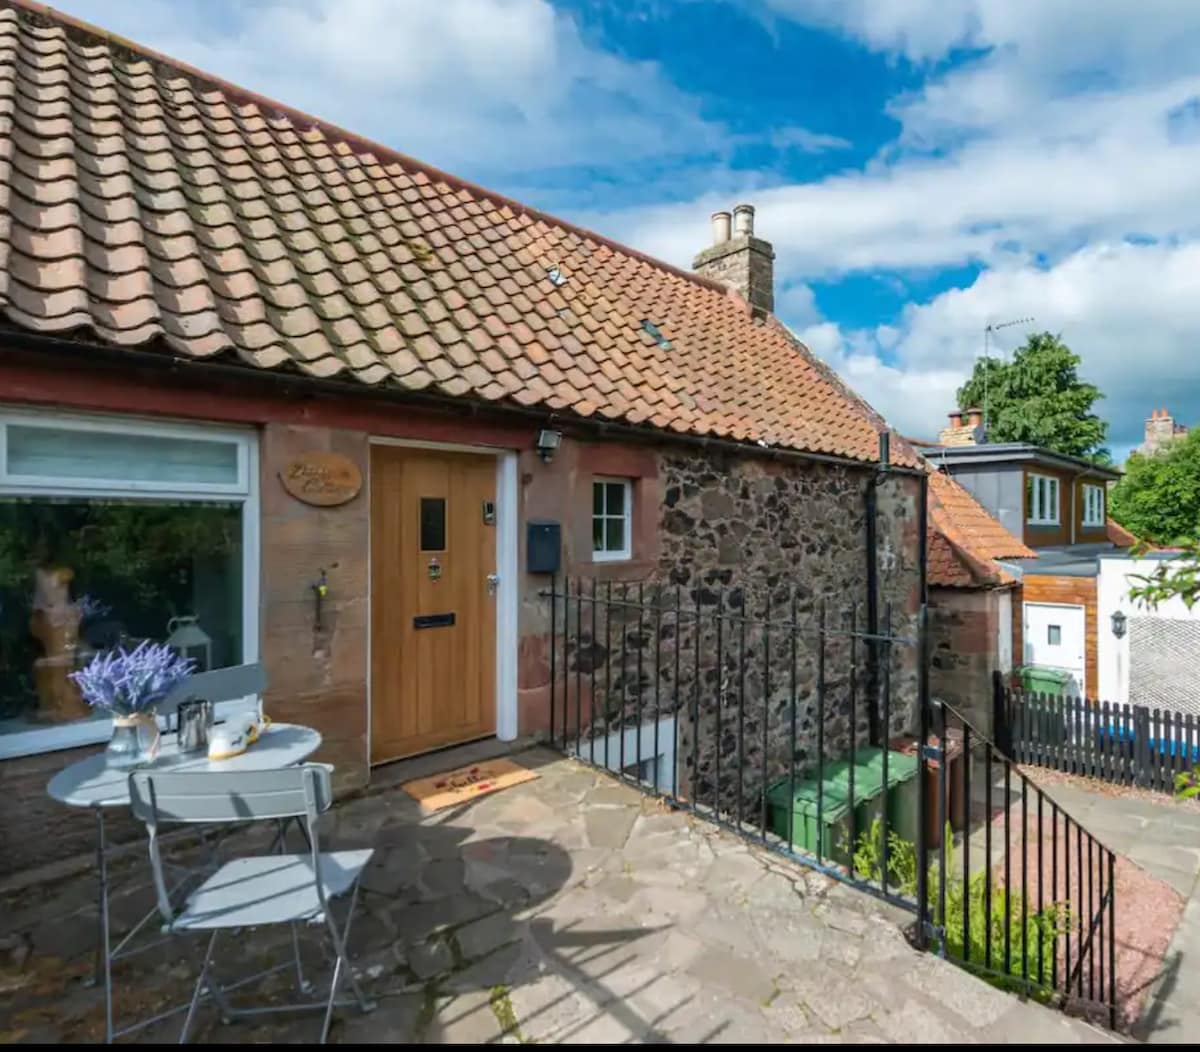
982;316;1034;434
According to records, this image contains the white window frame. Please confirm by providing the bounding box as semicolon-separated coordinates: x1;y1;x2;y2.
1027;472;1060;526
1082;483;1105;527
0;407;260;760
591;477;633;562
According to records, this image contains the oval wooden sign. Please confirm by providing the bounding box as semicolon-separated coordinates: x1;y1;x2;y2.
280;452;363;507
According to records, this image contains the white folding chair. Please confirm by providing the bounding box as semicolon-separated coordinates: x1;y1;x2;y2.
128;765;376;1043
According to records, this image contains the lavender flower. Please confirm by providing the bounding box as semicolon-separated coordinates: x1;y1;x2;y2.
70;640;195;715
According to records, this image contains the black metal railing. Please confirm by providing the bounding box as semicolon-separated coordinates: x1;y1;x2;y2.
544;576;923;908
995;675;1200;793
934;699;1118;1030
543;579;1120;1031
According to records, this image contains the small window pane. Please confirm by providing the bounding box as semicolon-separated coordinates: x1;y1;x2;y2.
593;483;604;516
605;517;625;553
1048;625;1062;646
420;498;446;551
605;482;625;516
592;517;604;550
7;424;239;486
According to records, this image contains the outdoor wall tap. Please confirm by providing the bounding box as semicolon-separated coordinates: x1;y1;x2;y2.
312;568;329;631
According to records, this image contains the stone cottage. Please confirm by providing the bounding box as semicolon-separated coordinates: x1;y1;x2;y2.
0;0;924;875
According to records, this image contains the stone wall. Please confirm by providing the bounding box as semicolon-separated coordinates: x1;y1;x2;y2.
556;446;923;816
2;742;144;878
929;585;1011;734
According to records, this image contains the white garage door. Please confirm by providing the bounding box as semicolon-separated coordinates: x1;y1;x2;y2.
1024;602;1086;697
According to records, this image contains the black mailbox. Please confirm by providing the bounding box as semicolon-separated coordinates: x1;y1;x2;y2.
526;520;561;574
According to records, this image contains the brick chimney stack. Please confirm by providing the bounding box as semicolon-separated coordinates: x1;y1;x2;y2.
693;203;775;317
937;407;984;446
1140;407;1188;455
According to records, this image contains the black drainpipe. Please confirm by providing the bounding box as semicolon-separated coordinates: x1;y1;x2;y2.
864;431;889;746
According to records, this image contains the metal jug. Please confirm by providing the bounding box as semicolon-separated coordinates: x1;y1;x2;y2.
176;698;214;754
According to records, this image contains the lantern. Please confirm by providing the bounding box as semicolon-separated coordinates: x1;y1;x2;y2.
166;615;213;672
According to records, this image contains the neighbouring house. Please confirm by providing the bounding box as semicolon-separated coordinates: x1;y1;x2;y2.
924;466;1034;731
1137;407;1188;457
0;1;924;876
1098;552;1200;717
922;410;1127;701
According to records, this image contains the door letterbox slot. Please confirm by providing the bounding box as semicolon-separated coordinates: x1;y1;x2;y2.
413;612;456;629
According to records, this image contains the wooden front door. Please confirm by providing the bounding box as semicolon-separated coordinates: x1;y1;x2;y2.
370;446;497;763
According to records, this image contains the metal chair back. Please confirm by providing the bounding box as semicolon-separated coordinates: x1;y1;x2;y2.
158;662;267;722
128;765;333;925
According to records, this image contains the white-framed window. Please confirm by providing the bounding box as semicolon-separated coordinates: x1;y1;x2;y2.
1026;472;1060;526
592;477;632;561
0;408;260;759
1082;483;1105;527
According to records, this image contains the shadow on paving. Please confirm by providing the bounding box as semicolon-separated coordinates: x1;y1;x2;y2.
0;757;697;1044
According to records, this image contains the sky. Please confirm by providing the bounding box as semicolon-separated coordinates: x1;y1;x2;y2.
55;0;1200;460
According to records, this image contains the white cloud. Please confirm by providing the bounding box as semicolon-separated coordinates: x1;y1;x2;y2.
53;0;723;178
600;1;1200;453
768;126;852;153
808;240;1200;451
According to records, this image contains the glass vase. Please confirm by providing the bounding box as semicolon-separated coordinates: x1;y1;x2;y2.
106;713;159;769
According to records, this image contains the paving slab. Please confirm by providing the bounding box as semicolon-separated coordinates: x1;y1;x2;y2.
1;747;1120;1045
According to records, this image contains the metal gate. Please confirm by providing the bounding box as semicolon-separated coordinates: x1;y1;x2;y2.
543;577;1120;1030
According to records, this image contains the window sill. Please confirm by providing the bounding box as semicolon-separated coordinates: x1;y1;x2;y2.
570;557;657;583
591;551;633;563
1026;520;1061;527
0;696;260;761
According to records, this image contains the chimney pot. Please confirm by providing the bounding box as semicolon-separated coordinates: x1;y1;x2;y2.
948;411;963;428
710;210;731;245
967;407;983;427
732;203;755;237
693;201;774;316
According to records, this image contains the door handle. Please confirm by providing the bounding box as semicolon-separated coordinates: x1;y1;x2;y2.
486;573;500;596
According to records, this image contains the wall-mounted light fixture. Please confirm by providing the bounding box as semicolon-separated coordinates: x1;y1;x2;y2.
535;428;562;464
1111;609;1127;639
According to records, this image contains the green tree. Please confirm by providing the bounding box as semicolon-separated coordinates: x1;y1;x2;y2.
957;331;1109;460
1109;429;1200;545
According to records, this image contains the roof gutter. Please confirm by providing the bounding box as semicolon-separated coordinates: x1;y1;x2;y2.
0;329;925;477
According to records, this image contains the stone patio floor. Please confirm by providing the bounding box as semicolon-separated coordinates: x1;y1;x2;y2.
0;747;1118;1044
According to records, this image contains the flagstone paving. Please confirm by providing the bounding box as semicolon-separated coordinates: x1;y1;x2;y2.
0;748;1117;1043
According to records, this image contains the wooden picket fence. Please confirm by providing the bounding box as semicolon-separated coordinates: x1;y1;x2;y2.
994;674;1200;793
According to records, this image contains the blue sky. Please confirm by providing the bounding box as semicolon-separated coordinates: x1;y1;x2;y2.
59;0;1200;459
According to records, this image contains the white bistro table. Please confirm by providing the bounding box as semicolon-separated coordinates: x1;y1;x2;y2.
47;723;322;1043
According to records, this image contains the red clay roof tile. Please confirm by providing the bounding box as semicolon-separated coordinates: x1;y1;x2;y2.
927;467;1035;588
0;1;917;466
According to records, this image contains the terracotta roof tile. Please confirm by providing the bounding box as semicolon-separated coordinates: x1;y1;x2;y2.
0;0;917;466
926;467;1035;588
1106;518;1137;548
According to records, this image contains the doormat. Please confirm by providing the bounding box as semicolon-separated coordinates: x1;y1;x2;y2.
401;758;538;812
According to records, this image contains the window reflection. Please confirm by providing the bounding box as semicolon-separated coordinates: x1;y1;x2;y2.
0;498;243;732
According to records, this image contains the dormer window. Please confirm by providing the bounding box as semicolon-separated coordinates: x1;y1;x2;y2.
1027;473;1060;526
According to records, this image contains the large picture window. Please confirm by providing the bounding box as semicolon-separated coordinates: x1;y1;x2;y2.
0;410;258;758
1026;472;1060;526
